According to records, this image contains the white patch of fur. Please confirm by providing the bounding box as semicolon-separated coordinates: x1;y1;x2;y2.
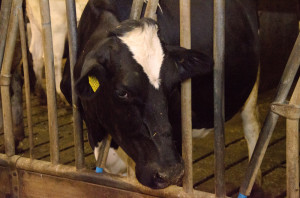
192;128;214;138
119;23;164;89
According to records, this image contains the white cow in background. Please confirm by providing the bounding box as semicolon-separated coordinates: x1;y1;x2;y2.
26;0;88;103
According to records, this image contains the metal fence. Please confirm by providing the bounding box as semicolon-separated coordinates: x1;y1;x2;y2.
1;0;299;197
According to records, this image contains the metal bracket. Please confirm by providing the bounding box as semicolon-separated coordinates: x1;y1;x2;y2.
271;102;300;120
0;74;11;86
8;156;20;198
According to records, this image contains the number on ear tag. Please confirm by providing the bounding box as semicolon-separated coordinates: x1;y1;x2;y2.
88;76;100;92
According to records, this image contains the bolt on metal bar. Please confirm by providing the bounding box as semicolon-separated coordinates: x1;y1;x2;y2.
39;0;59;165
130;0;144;20
144;0;159;19
65;0;84;170
239;33;300;196
0;0;22;157
286;77;300;198
179;0;193;194
213;0;226;197
17;4;34;159
0;0;12;68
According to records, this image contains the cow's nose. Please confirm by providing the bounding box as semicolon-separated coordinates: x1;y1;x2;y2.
153;163;185;188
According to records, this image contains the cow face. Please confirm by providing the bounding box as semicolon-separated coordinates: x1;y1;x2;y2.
75;19;213;189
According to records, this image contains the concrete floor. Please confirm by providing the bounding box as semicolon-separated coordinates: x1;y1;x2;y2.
0;87;295;197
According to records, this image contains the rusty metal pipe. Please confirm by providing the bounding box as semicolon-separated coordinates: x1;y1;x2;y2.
286;77;300;198
17;4;34;159
39;0;59;165
179;0;193;194
239;33;300;196
96;135;112;173
130;0;144;20
0;0;22;157
213;0;226;197
65;0;84;170
144;0;159;19
0;0;12;68
0;153;216;198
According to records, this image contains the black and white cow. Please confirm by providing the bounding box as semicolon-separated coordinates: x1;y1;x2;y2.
61;0;259;189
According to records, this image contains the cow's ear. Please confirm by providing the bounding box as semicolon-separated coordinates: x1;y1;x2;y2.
166;46;214;81
75;63;105;99
75;39;114;99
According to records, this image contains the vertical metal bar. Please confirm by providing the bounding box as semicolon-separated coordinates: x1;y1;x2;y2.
130;0;144;20
179;0;193;194
1;0;21;157
17;4;34;159
39;0;59;165
127;0;144;179
239;33;300;197
213;0;226;197
0;0;12;68
286;77;300;198
144;0;159;19
65;0;84;170
95;135;112;173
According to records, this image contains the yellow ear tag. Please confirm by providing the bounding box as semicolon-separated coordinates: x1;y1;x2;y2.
88;76;100;92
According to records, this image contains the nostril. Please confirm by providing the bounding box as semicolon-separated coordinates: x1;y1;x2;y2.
154;172;167;184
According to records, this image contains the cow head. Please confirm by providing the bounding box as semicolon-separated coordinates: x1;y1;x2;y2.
75;19;213;189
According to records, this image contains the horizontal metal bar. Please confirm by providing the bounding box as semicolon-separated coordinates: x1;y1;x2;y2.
271;102;300;119
0;154;215;198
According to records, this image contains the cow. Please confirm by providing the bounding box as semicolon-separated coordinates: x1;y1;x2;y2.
26;0;88;103
61;0;259;189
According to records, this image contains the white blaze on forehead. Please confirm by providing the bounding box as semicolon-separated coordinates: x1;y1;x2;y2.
118;23;164;89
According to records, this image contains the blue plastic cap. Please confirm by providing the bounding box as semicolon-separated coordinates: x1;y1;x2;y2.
238;193;247;198
95;167;103;173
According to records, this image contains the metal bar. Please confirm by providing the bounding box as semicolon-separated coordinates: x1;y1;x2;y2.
0;0;12;68
213;0;226;197
129;0;144;20
0;154;216;198
96;135;112;173
179;0;193;194
39;0;59;165
239;33;300;196
144;0;159;19
17;4;34;159
0;0;22;157
65;0;84;170
286;77;300;198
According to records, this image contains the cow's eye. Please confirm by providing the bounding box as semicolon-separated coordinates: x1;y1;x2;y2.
115;89;129;100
